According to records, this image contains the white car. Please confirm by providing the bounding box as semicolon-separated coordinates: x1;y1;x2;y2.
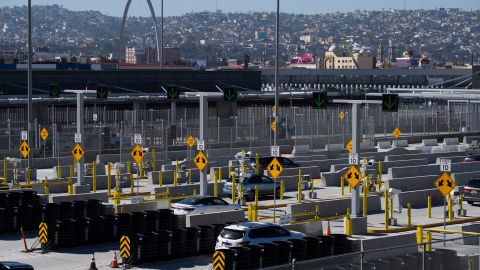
215;222;306;250
171;195;241;215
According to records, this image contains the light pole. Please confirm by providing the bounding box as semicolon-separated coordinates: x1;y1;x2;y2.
274;0;280;147
160;0;164;68
27;0;33;168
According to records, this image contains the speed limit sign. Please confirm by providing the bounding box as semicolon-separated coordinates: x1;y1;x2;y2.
440;159;451;172
349;153;359;165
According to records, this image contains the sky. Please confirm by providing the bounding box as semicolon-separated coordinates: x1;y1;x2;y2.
1;0;479;17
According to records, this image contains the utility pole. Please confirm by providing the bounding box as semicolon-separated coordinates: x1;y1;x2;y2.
274;0;280;147
27;0;33;168
160;0;164;69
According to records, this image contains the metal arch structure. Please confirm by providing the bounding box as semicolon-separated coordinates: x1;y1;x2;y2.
119;0;161;65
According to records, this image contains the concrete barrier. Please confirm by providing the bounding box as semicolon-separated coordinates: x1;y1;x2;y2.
291;154;328;162
330;158;429;175
154;182;225;197
385;151;464;163
396;188;444;208
31;157;73;169
387;161;480;179
287;195;382;222
49;192;109;203
451;171;480;186
443;137;459;145
393;139;409;148
186;209;246;227
360;232;418;260
148;170;177;185
321;167;348;187
435;156;466;164
386;175;439;192
283;220;323;236
298;158;348;172
273;166;320;179
422;139;438;146
292;145;310;156
325;144;345;151
377;141;392;150
114;200;170;214
462;224;480;245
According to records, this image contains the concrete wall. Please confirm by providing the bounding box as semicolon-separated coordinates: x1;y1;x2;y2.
387;161;480;179
270;166;320;179
386;175;439;192
330;158;429;175
321;167;348;187
186;210;246;227
287;195;382;221
114;200;170;214
49;192;109;203
452;171;480;186
154;182;225;197
360;232;418;260
396;188;444;208
385;151;463;163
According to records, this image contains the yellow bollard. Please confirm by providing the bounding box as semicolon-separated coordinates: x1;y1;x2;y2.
459;194;464;212
254;186;259;221
174;169;178;187
57;161;61;180
130;174;134;194
3;159;7;184
297;168;302;203
116;170;120;189
390;198;394;220
448;194;453;221
384;189;389;230
348;182;352;193
92;161;97;193
175;160;179;173
228;165;232;179
68;178;73;195
280;180;284;200
214;170;219;197
425;231;432;252
188;169;192;184
310;177;315;193
363;176;368;217
127;161;131;174
113;187;120;205
152;148;156;172
44;176;50;196
345;208;352;237
248;204;253;221
219;167;222;181
26;168;30;185
238;184;243;203
231;173;236;204
427;196;432;218
407;203;412;226
341;176;345;196
416;226;423;246
107;163;111;196
315;204;320;220
193;188;197;196
13;164;17;183
139;162;143;177
378;161;383;190
255;153;260;174
159;170;163;187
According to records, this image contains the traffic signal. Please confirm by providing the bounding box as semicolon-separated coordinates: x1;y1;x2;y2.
223;87;237;102
312;92;327;109
49;84;60;97
382;94;399;112
166;85;179;101
96;85;108;99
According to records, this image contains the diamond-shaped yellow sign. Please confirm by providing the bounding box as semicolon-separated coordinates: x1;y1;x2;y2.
187;135;196;149
271;121;276;133
40;128;49;141
340;111;345;121
346;140;353;153
435;172;456;197
72;143;84;161
194;151;208;171
267;157;283;180
393;128;401;139
131;144;144;164
343;165;361;188
19;140;31;158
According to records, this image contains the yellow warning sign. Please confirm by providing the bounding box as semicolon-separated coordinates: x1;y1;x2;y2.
340;111;345;121
120;235;131;259
346;140;353;153
213;250;226;270
131;144;144;164
393;128;401;139
40;128;49;141
435;172;456;197
187;135;196;149
271;121;276;133
19;140;31;158
194;151;208;171
343;165;361;188
267;157;283;180
72;143;84;162
39;222;48;244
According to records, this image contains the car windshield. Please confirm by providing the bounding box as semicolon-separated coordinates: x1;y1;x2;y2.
220;229;244;240
467;180;480;188
178;196;207;205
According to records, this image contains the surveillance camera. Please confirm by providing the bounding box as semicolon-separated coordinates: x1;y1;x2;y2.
388;188;402;195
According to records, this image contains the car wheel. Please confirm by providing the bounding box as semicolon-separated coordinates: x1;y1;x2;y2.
468;201;474;205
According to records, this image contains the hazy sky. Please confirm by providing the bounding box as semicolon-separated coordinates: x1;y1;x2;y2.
1;0;479;16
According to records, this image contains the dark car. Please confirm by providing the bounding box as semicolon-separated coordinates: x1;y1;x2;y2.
0;262;34;270
464;154;480;162
223;173;280;201
463;178;480;205
248;156;300;173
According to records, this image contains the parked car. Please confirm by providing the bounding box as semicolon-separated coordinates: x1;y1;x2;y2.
464;153;480;162
0;262;34;270
247;156;300;173
462;178;480;205
223;173;280;201
215;222;306;250
171;195;241;215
